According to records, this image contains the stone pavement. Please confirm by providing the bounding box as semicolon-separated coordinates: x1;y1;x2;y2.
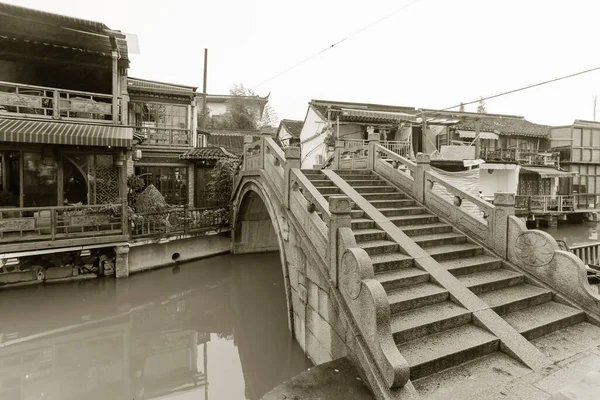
262;357;375;400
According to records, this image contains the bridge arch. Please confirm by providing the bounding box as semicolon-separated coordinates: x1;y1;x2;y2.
231;178;293;333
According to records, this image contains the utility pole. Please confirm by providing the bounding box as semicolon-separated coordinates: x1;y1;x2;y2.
594;95;597;121
201;48;208;144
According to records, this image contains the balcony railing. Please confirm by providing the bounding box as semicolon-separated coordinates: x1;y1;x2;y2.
480;148;559;167
131;206;230;239
515;194;600;213
0;81;120;123
0;204;125;248
136;127;192;147
344;139;412;159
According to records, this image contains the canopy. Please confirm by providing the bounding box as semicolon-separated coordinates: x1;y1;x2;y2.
0;117;132;147
520;166;577;178
480;163;520;170
340;108;416;123
457;130;499;140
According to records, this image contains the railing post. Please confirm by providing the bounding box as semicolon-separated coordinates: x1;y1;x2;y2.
413;153;431;203
50;208;56;240
333;140;344;170
328;195;352;288
493;192;515;259
243;135;254;170
260;131;271;170
52;90;60;119
367;132;379;171
184;205;190;234
284;147;300;209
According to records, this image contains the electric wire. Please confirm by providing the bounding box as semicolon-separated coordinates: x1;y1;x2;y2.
252;0;422;90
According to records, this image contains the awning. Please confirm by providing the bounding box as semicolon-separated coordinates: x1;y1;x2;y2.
520;166;577;178
480;163;520;170
458;130;499;140
340;108;416;123
0;118;132;147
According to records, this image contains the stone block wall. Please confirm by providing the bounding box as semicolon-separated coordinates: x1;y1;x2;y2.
285;227;350;366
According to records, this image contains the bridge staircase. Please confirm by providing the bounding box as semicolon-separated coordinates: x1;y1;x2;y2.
303;167;600;391
235;134;600;399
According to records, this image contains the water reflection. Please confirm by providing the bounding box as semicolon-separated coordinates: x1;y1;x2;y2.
0;252;311;400
541;221;600;246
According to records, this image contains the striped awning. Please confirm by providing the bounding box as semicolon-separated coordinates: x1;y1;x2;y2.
340;108;416;123
0;118;133;147
458;130;499;140
520;166;577;178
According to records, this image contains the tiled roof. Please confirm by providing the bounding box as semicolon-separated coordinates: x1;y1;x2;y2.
454;116;550;138
128;78;197;93
279;119;303;138
309;99;417;121
0;3;129;63
179;146;238;160
206;130;261;155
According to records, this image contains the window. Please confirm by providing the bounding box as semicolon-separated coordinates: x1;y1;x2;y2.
129;102;190;145
135;166;188;206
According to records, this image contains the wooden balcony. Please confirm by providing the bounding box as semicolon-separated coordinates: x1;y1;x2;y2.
515;194;600;214
0;81;121;123
136;127;193;147
480;148;559;167
0;204;127;253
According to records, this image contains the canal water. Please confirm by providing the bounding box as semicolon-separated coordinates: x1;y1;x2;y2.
541;220;600;246
0;252;312;400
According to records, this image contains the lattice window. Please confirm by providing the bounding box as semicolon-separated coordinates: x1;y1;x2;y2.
92;155;119;204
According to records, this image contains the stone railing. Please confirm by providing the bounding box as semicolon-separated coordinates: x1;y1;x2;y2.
568;242;600;266
507;216;600;318
239;135;410;391
373;143;416;194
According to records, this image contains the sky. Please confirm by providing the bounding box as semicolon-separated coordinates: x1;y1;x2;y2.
5;0;600;126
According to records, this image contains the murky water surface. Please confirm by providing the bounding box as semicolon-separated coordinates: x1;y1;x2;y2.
540;220;600;246
0;252;311;400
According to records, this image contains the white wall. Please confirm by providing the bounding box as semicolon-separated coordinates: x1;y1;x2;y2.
206;102;227;116
479;167;520;198
300;107;327;169
550;126;572;148
279;125;292;143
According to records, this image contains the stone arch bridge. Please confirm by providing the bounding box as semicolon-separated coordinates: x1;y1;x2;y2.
231;134;600;399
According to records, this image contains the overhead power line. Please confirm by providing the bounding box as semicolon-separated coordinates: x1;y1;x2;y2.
252;0;422;90
440;65;600;112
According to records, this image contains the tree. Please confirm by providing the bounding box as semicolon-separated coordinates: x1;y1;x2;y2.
205;84;278;130
477;98;487;113
207;158;237;206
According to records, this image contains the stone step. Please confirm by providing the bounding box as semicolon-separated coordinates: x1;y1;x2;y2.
387;282;449;313
399;324;499;380
478;284;554;315
400;223;453;237
531;322;600;362
318;210;364;219
376;267;430;291
412;232;467;248
358;240;398;255
369;252;414;272
353;228;387;243
438;255;502;276
360;192;407;201
353;186;398;194
503;301;585;340
379;207;428;217
342;179;388;186
334;174;382;180
335;170;374;175
427;243;484;262
311;180;337;187
457;269;525;294
368;199;416;209
391;301;472;343
317;187;342;195
389;214;440;226
351;218;376;230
